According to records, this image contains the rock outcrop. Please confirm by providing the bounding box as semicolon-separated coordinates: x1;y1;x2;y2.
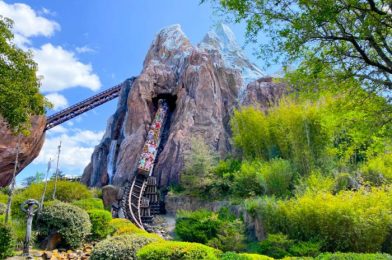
0;116;46;187
82;24;286;188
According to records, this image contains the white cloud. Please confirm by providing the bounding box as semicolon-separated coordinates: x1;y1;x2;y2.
0;1;59;47
34;127;104;174
45;93;68;111
0;1;101;93
39;7;56;16
34;44;101;92
76;46;95;54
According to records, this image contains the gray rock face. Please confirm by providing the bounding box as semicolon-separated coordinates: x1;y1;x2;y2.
81;78;135;187
241;77;288;110
82;24;286;188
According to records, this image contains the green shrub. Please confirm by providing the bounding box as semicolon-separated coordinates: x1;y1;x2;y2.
247;187;392;252
233;160;266;197
220;252;249;260
361;153;392;185
261;159;294;197
0;223;15;259
383;229;392;254
294;171;334;196
90;188;103;199
288;241;322;257
87;210;112;240
11;218;33;249
333;172;358;193
175;210;221;244
240;253;274;260
0;202;5;215
0;192;7;203
220;252;273;260
315;252;392;259
137;241;221;260
108;218;148;235
253;233;294;259
37;201;91;248
207;219;246;252
91;234;160;260
175;209;246;252
72;198;104;211
12;180;92;218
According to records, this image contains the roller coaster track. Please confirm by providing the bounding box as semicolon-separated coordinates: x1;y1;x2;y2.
124;174;147;229
121;100;168;230
44;76;165;230
45;78;136;130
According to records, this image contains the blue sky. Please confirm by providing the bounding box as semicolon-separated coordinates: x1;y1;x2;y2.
0;1;276;185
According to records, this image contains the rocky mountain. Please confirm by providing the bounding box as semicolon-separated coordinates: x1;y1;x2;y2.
81;24;286;188
0;116;46;187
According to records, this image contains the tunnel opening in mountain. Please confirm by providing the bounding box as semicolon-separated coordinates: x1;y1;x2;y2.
148;94;177;187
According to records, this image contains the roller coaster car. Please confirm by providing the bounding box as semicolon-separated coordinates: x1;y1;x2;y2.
136;99;168;177
137;168;150;177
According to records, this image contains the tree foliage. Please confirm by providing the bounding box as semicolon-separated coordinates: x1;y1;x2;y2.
204;0;392;92
231;92;392;175
0;16;50;133
181;136;217;195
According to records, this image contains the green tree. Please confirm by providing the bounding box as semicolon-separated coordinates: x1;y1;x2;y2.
0;16;50;133
23;172;44;186
204;0;392;91
181;136;217;195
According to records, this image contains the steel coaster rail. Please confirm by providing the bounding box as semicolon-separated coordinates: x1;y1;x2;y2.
45;84;122;130
45;77;136;131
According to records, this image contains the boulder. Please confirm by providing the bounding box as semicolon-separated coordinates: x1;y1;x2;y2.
0;116;46;187
101;185;120;208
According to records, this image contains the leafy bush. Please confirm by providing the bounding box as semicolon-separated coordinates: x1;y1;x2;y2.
261;159;294;197
89;187;103;199
288;241;321;257
91;234;160;260
315;253;392;259
10;218;33;249
108;218;148;235
361;153;392;185
220;252;273;260
294;171;334;196
207;159;241;199
175;209;246;252
12;180;92;218
233;160;266;197
0;223;15;259
246;187;392;252
175;210;221;244
0;202;5;215
137;241;221;260
72;198;104;211
333;172;358;193
207;219;246;252
87;210;112;240
252;233;294;259
231;159;293;198
37;201;91;248
0;192;7;203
